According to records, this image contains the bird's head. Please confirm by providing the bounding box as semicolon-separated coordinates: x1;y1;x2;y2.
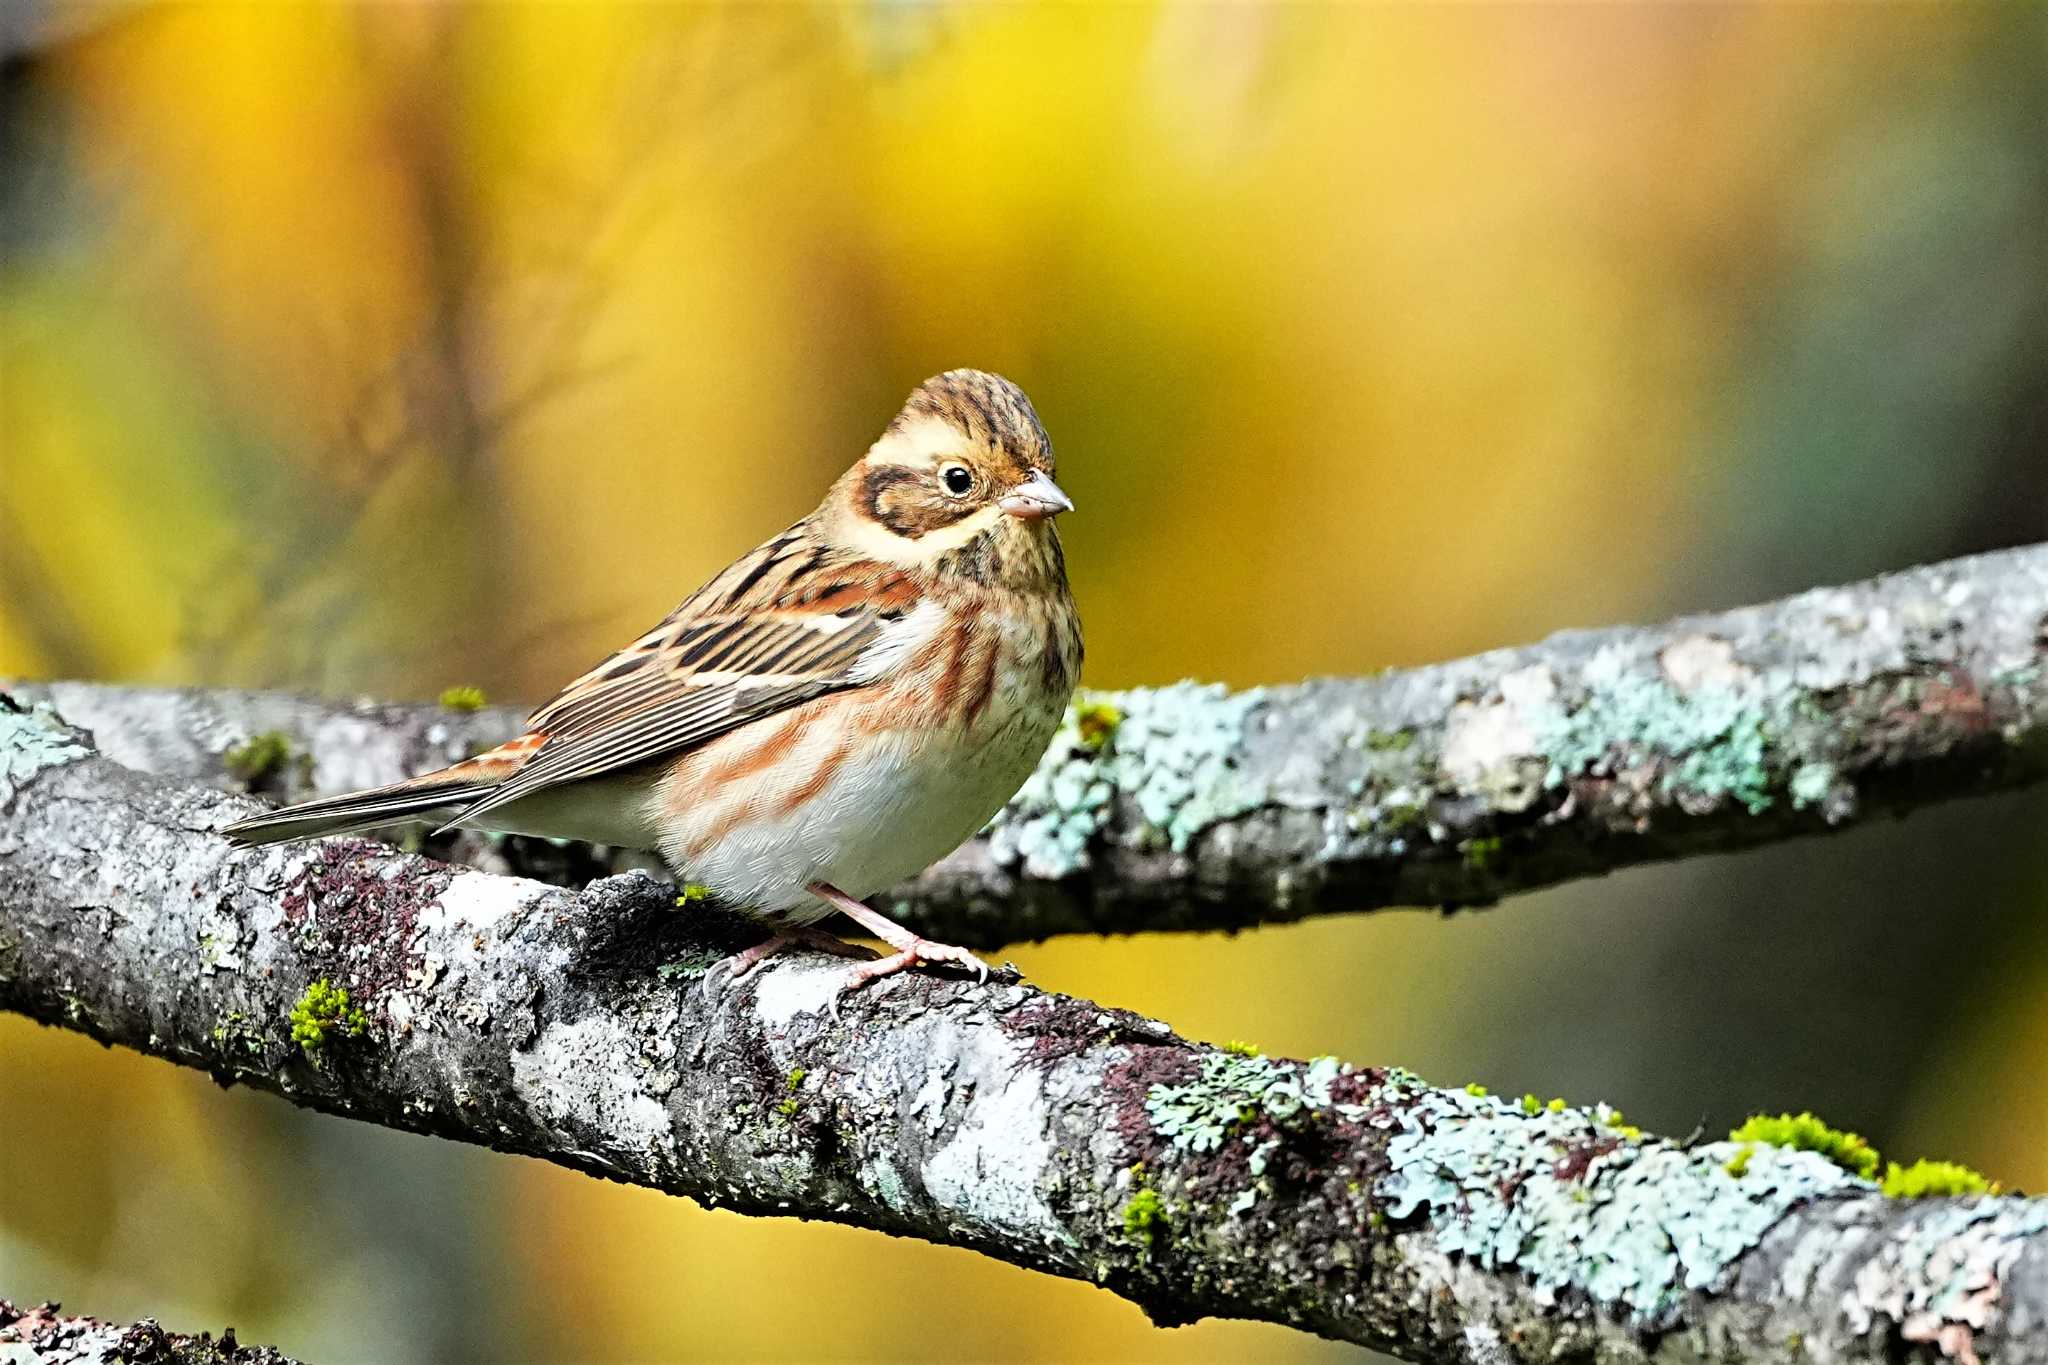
825;369;1073;587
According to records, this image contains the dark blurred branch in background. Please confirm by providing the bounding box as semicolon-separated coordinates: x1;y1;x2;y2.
4;705;2045;1363
0;1299;302;1365
13;542;2048;947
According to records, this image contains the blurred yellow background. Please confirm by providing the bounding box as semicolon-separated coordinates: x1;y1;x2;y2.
5;3;2048;1362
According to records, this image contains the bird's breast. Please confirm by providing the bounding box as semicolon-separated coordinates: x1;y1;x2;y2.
899;591;1078;734
652;594;1076;917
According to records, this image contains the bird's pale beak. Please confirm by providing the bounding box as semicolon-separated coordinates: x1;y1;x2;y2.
1000;470;1075;521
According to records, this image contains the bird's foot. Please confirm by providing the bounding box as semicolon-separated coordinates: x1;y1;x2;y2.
838;937;992;993
805;881;993;1007
706;925;875;994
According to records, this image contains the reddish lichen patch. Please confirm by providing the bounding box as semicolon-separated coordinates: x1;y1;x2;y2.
1918;672;1993;735
1554;1134;1624;1182
1326;1066;1384;1111
280;840;450;1010
1103;1045;1199;1161
1867;669;1997;756
1239;1069;1392;1205
1113;1050;1395;1230
1003;995;1180;1071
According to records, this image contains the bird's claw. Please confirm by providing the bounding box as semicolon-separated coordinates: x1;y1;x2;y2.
834;938;992;1000
703;928;879;1005
825;941;989;1021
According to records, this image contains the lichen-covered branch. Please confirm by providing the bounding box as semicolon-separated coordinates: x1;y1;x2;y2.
0;1298;302;1365
5;703;2046;1363
12;543;2048;948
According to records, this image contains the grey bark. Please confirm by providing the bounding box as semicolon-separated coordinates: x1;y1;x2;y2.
4;700;2045;1363
0;1298;301;1365
12;541;2048;948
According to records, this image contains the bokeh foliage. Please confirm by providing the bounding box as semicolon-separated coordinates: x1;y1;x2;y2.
3;4;2047;1361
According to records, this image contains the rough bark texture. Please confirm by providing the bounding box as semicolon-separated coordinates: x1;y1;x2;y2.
13;542;2048;949
0;1299;301;1365
5;700;2046;1363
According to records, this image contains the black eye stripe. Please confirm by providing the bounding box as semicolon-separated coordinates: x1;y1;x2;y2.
861;466;922;519
861;464;975;538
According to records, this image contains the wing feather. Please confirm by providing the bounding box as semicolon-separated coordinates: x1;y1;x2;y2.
445;541;921;831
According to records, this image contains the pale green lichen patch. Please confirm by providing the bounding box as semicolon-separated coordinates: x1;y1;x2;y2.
1145;1051;1346;1154
1141;1052;1365;1220
1440;644;1852;818
1789;761;1838;810
1844;1198;2048;1357
1537;649;1778;814
0;701;92;804
655;945;728;981
438;685;488;711
1374;1085;1864;1328
987;683;1265;878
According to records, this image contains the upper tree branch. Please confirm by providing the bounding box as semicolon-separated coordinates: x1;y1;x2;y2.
3;704;2045;1363
13;543;2048;947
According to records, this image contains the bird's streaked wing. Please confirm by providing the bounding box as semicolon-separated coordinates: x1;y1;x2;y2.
445;545;923;830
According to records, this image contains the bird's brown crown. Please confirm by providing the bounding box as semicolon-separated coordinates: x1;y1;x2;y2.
886;369;1054;477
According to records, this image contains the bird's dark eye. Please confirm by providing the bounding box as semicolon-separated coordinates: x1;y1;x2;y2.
941;465;974;496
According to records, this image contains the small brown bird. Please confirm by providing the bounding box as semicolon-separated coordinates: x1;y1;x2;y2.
227;370;1081;990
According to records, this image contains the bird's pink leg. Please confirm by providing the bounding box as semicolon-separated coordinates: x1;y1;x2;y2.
808;882;992;992
715;924;874;986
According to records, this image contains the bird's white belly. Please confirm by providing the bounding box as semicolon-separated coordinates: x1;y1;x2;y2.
673;705;1057;923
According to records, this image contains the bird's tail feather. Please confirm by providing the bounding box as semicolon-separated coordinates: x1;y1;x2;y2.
222;779;491;846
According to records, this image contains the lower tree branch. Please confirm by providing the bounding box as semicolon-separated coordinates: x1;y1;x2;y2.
0;1298;302;1365
4;702;2044;1362
11;542;2048;948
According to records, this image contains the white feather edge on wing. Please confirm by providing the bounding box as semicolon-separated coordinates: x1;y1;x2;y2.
848;599;948;684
